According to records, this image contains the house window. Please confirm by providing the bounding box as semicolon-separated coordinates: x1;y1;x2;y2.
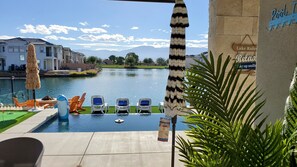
13;46;19;53
40;47;44;53
2;46;5;52
8;46;13;52
20;55;25;61
19;47;25;53
44;60;47;70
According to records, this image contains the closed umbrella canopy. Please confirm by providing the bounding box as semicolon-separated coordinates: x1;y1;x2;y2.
26;43;41;111
26;43;40;90
164;0;189;118
164;0;189;167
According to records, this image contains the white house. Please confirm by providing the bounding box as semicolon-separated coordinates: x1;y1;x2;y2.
0;37;63;71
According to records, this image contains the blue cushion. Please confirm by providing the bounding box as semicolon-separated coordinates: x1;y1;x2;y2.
93;98;102;105
118;100;127;106
140;100;150;106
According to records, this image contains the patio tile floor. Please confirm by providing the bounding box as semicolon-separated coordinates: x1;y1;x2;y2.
0;109;187;167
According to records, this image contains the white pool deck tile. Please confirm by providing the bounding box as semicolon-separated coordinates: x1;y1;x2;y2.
0;109;188;167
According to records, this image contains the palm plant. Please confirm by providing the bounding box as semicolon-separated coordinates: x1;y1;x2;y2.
177;52;297;167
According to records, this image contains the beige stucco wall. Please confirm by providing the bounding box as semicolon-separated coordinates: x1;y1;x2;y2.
209;0;259;57
257;0;297;123
208;0;259;96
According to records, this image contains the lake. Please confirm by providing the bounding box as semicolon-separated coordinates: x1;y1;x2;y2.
0;68;169;106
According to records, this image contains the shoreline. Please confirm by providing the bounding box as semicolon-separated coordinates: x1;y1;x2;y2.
0;69;100;78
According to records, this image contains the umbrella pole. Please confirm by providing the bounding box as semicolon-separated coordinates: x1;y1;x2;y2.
171;115;177;167
33;89;36;109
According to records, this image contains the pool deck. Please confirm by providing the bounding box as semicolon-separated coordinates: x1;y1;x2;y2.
0;109;187;167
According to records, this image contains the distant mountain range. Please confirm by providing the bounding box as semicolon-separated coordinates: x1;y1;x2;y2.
76;46;207;61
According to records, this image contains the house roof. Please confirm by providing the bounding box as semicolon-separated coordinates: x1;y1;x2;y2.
22;38;54;45
2;37;54;45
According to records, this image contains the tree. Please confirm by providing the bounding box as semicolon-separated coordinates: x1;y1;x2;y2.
86;56;98;64
125;55;136;67
126;52;139;64
116;56;125;65
109;55;116;63
177;52;297;167
96;58;102;64
143;58;154;64
156;57;167;66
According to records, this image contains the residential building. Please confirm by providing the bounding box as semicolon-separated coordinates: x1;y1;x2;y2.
72;51;85;63
0;37;63;71
62;47;72;64
62;48;85;64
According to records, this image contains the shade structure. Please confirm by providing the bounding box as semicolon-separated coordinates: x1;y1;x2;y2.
26;43;41;111
164;0;189;118
164;0;188;167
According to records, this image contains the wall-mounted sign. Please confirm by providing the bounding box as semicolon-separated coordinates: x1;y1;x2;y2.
232;34;257;71
269;1;297;30
232;44;257;52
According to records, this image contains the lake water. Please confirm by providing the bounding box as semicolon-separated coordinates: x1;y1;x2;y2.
0;68;169;106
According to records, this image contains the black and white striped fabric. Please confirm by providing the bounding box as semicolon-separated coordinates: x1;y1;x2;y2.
164;0;189;118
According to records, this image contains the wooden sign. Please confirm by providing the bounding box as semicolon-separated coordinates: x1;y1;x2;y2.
232;34;257;53
232;34;257;71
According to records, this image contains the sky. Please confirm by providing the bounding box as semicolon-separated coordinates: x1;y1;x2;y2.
0;0;209;52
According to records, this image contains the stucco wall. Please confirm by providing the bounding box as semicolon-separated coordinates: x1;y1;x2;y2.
208;0;259;98
257;0;297;123
209;0;259;58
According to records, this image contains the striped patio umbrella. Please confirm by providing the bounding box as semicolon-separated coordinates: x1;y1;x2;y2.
164;0;189;118
164;0;188;166
26;43;41;111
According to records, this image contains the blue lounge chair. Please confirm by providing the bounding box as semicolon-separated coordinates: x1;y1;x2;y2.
136;98;152;113
91;95;109;114
115;98;130;114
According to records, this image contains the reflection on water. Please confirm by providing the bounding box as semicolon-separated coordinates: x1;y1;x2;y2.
0;68;169;106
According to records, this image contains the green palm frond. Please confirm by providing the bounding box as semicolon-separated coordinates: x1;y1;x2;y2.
283;67;297;139
178;52;297;167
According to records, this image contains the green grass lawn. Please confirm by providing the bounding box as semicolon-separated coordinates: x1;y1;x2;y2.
0;111;36;133
78;106;163;114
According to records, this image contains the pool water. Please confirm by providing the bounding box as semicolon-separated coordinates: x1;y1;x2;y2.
33;114;188;132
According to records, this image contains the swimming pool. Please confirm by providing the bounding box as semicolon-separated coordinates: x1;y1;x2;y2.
33;114;188;132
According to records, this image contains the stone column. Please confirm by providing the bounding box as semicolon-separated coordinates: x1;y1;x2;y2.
209;0;259;86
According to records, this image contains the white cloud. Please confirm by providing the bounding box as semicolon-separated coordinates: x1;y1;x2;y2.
20;24;78;35
20;24;37;34
79;22;89;26
131;26;139;30
78;34;134;42
20;24;51;35
199;33;208;39
187;39;208;43
186;43;208;48
44;35;76;41
0;35;16;39
102;24;110;28
80;28;107;34
49;25;78;34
